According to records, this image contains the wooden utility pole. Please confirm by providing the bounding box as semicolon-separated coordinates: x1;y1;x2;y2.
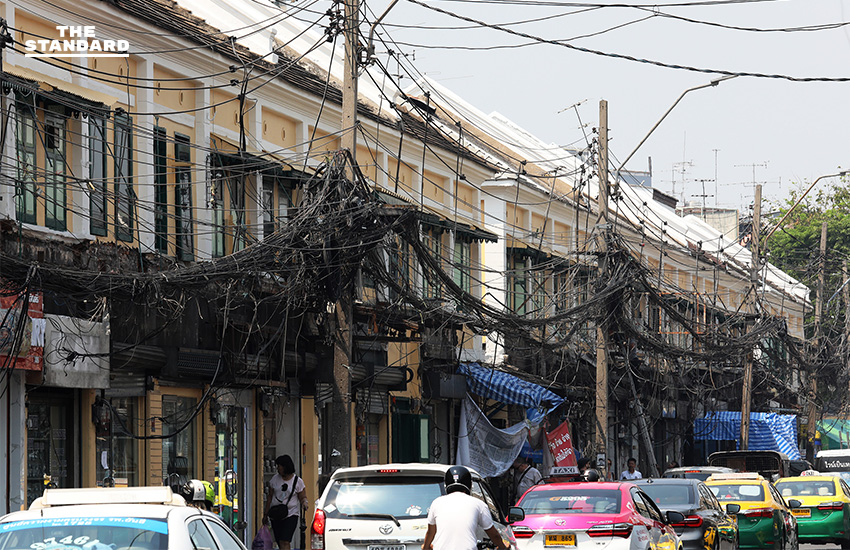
595;100;609;467
844;261;850;416
807;221;828;462
329;0;359;471
740;184;761;450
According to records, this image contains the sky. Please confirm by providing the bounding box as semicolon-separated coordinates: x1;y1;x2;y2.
370;0;850;214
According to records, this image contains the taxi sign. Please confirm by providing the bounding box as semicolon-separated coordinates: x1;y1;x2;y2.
800;470;820;476
550;466;580;476
707;472;764;482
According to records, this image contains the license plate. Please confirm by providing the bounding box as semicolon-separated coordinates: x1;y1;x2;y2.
545;533;576;546
368;546;405;550
792;509;811;518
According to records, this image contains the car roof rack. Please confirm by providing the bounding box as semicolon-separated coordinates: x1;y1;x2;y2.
29;487;187;509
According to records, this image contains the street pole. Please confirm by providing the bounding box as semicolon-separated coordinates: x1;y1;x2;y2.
844;261;850;416
807;221;828;462
330;0;359;471
595;100;609;469
740;184;760;450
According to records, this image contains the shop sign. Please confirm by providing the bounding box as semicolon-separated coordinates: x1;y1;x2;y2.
546;420;578;472
0;292;44;371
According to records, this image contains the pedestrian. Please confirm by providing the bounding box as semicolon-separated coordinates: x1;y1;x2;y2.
421;466;508;550
666;460;680;471
605;459;614;481
512;456;543;502
620;457;642;480
263;455;308;550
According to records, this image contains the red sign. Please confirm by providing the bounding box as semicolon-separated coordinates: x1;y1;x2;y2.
546;420;578;469
0;292;44;371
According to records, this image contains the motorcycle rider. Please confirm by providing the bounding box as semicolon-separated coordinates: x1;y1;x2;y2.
421;466;509;550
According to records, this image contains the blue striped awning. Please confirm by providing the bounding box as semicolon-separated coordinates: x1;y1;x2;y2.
695;411;800;459
457;363;564;423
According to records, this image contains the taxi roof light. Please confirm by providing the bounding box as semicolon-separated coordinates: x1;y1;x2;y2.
707;473;765;482
30;487;186;509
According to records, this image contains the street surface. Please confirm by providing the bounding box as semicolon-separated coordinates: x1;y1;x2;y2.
802;544;841;550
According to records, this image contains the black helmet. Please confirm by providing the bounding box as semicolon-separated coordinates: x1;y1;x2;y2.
583;469;600;482
445;465;472;494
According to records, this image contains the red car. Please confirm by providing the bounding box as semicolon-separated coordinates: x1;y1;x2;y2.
509;481;685;550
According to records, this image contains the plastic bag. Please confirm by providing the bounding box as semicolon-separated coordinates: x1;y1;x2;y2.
252;524;274;550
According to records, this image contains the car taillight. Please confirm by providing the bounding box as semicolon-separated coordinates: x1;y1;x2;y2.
311;509;326;549
818;502;844;511
511;525;534;539
742;508;773;518
377;469;400;473
670;515;704;527
587;523;633;537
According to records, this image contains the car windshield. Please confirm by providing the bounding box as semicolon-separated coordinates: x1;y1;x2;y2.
0;517;168;550
518;488;622;514
709;484;764;502
777;481;836;497
640;484;695;506
323;476;443;519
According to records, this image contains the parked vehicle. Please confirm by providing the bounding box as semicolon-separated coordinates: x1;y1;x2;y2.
816;449;850;476
663;467;737;481
709;451;791;481
635;478;739;550
310;463;518;550
774;474;850;548
706;472;799;550
509;481;685;550
0;486;246;550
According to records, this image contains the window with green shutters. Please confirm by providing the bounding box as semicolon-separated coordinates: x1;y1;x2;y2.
114;112;134;242
88;116;108;236
15;104;37;225
153;126;168;252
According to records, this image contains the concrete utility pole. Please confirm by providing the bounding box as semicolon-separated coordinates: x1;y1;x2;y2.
330;0;360;471
844;261;850;415
807;221;828;462
740;184;761;450
595;100;609;467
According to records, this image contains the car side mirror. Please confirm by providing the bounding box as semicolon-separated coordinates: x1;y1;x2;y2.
508;507;525;523
726;503;740;515
666;511;685;524
787;499;801;509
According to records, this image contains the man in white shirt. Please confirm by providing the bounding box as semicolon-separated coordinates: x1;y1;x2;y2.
422;466;508;550
513;457;543;502
620;457;642;480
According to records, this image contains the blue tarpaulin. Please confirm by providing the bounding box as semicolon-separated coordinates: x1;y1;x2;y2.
458;363;564;423
695;411;800;459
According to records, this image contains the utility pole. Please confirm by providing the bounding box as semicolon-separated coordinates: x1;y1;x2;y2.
844;261;850;416
807;221;828;462
330;0;360;471
595;100;609;469
740;184;760;450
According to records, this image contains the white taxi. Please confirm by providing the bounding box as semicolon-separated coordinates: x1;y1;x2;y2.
0;486;246;550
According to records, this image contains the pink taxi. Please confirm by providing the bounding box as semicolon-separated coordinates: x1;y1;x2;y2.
509;481;685;550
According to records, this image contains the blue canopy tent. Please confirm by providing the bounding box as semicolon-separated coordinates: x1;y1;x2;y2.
458;362;564;422
695;411;800;460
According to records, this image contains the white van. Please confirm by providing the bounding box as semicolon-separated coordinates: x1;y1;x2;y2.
310;463;519;550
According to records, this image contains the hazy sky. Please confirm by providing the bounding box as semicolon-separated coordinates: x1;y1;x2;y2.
375;0;850;213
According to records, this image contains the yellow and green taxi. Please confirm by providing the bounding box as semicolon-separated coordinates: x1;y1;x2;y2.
706;472;799;550
775;474;850;548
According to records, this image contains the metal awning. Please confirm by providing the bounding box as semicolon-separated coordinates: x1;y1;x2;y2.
4;65;118;106
419;213;497;243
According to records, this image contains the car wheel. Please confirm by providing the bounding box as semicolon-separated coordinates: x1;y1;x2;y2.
841;537;850;550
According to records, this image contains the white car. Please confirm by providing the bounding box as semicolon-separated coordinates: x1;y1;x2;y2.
310;463;519;550
0;486;247;550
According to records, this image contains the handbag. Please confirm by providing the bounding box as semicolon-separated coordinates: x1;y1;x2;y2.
268;476;297;521
252;525;274;550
